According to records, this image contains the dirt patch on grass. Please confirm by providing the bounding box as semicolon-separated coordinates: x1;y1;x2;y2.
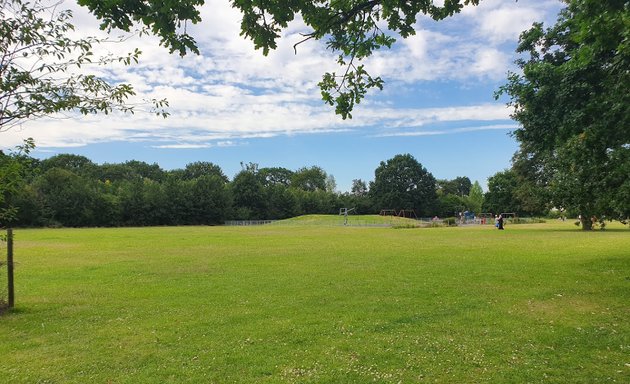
518;295;605;323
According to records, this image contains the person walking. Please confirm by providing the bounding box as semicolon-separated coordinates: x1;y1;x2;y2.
498;214;504;230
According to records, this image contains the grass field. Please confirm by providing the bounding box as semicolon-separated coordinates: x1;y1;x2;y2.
0;219;628;383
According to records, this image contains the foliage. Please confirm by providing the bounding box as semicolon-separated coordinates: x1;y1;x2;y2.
510;151;551;216
264;185;298;220
291;166;328;192
122;160;167;182
442;217;458;226
40;154;97;178
498;0;630;229
97;160;165;183
3;222;627;381
350;178;368;196
231;168;266;220
0;0;168;132
437;176;472;196
325;174;337;193
0;138;35;229
2;151;524;226
78;0;480;118
369;153;437;216
181;161;228;182
483;170;521;215
436;176;482;217
33;167;101;227
437;193;465;218
77;0;204;56
188;175;232;224
7;153;348;226
466;180;484;215
258;167;294;187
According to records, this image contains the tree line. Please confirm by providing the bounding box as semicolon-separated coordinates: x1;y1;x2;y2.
2;150;540;228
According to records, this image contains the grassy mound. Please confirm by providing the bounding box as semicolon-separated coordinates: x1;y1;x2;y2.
275;214;421;227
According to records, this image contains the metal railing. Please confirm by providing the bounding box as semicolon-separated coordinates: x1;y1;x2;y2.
224;220;277;226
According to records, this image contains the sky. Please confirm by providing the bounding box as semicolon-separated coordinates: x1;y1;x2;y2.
1;0;564;192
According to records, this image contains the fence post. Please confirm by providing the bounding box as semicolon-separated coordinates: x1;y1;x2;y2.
7;228;14;308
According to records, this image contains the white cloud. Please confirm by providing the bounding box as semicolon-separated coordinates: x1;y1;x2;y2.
372;123;519;137
351;104;512;128
477;7;541;43
1;0;559;151
462;0;561;42
470;48;510;78
152;140;242;149
1;100;515;149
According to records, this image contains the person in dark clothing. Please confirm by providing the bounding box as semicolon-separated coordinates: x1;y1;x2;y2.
498;214;504;230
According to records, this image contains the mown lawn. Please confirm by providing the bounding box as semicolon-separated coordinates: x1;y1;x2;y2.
0;220;628;383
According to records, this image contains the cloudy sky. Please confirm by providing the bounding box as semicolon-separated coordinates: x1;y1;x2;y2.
2;0;563;191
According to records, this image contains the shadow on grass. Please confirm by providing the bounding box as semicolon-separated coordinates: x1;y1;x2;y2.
0;305;35;317
536;224;630;233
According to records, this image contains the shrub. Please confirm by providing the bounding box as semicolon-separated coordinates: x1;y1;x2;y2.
443;217;458;226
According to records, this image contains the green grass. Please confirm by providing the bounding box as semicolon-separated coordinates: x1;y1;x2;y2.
0;219;628;383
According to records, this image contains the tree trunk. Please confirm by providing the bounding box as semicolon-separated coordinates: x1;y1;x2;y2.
7;228;15;308
580;215;593;230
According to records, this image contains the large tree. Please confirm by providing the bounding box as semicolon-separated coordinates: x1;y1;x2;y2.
369;154;437;216
465;180;484;215
40;154;97;178
258;167;294;187
350;179;368;197
483;170;521;215
510;151;551;216
437;176;472;196
188;175;232;224
498;0;629;230
0;0;168;132
291;166;328;192
78;0;480;118
181;161;228;182
230;167;266;219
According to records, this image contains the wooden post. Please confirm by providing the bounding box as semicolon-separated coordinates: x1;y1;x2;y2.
7;228;14;308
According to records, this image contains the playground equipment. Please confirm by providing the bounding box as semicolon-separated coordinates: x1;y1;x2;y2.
398;209;418;219
339;207;356;225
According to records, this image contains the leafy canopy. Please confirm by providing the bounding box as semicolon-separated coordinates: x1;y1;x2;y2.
498;0;629;229
0;139;35;229
369;153;437;216
0;0;168;132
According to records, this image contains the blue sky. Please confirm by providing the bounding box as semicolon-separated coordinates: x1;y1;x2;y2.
2;0;563;191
